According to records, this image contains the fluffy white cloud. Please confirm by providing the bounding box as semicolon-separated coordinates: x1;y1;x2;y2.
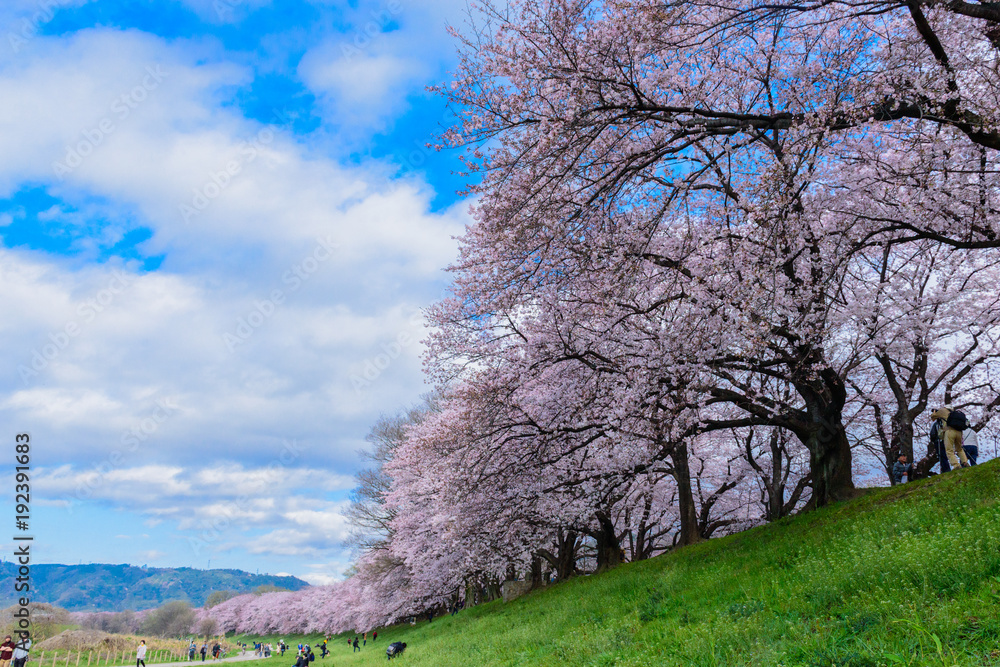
0;30;465;469
0;4;468;578
299;51;426;128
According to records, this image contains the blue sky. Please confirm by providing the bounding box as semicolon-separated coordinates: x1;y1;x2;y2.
0;0;471;586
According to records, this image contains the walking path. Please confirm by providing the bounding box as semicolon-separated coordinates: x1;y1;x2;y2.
97;654;268;667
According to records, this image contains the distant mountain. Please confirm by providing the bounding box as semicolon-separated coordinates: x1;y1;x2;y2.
0;563;309;612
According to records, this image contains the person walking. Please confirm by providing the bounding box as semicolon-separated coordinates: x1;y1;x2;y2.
200;644;207;662
136;641;147;667
931;407;971;470
11;636;30;667
362;633;367;647
188;642;196;661
352;637;359;653
1;635;15;667
372;632;377;643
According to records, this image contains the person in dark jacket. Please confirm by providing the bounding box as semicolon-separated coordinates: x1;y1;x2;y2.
200;645;207;662
386;642;406;660
892;454;912;484
2;636;16;667
930;415;950;473
352;637;359;653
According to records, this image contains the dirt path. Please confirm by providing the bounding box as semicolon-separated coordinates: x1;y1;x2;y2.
124;654;267;667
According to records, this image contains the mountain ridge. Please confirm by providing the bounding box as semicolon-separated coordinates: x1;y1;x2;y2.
0;562;310;612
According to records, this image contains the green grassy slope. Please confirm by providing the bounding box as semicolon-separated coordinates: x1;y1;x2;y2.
242;460;1000;666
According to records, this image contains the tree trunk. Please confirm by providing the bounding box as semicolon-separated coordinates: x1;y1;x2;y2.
894;413;915;464
802;418;854;506
593;511;623;571
529;555;544;590
796;368;856;507
556;529;578;580
633;496;652;560
538;528;580;582
911;429;939;481
671;443;702;546
767;430;785;521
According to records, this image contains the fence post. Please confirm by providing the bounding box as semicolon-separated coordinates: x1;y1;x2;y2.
87;652;92;667
76;652;81;667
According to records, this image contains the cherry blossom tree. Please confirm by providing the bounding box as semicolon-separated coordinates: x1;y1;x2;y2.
205;0;1000;630
435;0;1000;507
842;242;1000;481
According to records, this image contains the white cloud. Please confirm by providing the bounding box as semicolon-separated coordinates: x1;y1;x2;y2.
0;31;467;475
298;559;353;586
0;7;470;575
299;51;425;129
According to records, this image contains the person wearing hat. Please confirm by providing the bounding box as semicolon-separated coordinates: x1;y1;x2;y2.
930;407;970;470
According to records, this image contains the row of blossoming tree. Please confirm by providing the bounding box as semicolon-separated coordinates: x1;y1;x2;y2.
206;0;1000;634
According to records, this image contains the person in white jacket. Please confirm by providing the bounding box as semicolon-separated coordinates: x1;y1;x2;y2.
11;637;29;667
137;641;147;667
963;427;980;465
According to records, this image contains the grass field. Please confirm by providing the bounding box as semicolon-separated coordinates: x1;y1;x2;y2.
235;459;1000;666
